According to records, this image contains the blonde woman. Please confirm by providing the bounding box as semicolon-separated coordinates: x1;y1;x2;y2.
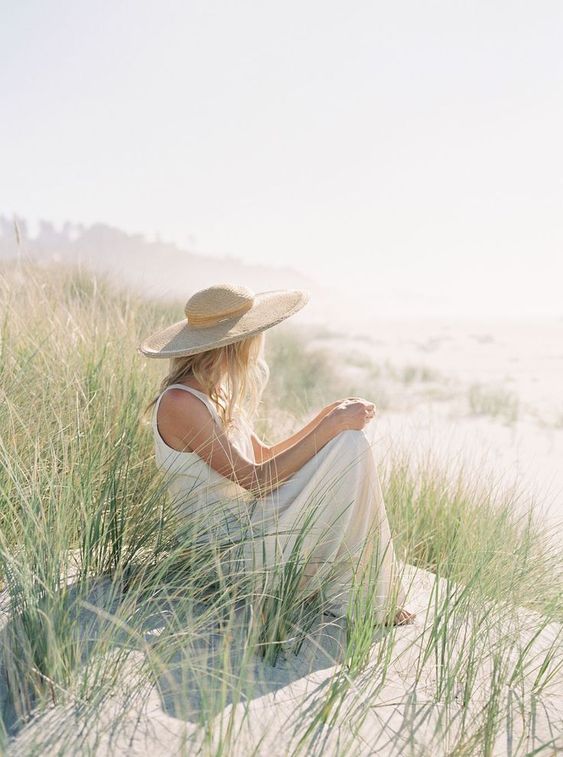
140;284;414;625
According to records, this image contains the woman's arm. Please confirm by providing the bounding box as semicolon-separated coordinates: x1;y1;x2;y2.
251;398;374;462
251;402;338;462
157;390;374;496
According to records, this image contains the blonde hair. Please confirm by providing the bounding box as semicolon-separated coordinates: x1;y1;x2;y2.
146;332;269;429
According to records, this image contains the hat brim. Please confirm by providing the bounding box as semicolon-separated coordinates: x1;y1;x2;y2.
139;289;309;359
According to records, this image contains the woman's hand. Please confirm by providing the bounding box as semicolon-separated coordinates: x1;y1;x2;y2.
324;398;376;433
321;396;374;414
260;396;375;462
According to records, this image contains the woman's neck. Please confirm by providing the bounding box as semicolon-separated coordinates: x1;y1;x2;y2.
178;377;206;393
178;377;223;396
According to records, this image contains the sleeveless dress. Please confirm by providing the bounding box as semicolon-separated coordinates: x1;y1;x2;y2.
152;384;405;620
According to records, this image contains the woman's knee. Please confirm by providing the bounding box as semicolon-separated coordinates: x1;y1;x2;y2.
334;428;371;452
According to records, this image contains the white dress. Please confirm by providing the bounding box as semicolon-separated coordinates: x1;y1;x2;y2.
152;384;405;621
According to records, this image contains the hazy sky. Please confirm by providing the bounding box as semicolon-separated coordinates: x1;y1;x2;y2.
2;1;562;316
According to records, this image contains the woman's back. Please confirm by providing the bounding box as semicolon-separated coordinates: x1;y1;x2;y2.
152;384;256;532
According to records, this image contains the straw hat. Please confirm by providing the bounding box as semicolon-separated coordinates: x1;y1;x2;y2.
139;283;309;359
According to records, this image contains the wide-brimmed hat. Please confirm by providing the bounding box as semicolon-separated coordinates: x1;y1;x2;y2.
139;283;309;359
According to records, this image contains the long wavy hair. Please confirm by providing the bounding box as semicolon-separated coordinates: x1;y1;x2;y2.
146;332;269;430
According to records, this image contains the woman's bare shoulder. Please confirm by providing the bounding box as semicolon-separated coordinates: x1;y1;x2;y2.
159;387;209;415
158;388;215;440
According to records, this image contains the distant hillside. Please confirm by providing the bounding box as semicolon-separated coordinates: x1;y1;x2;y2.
0;216;316;301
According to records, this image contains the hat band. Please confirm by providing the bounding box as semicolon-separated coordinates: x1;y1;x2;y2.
187;299;254;328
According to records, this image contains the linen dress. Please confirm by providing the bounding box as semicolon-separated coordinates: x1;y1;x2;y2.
152;384;405;621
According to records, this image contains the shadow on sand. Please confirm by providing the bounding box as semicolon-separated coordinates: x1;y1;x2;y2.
0;573;393;747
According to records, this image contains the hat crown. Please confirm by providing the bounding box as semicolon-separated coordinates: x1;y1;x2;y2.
185;284;255;327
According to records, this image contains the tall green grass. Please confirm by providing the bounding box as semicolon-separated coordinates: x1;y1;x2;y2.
0;262;561;755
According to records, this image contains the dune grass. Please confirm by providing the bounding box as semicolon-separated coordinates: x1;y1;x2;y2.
0;262;561;755
467;383;520;425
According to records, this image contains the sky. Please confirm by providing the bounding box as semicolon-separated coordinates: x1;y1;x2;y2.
1;1;562;316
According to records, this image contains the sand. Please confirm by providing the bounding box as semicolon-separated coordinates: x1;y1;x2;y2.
4;566;562;756
307;315;563;538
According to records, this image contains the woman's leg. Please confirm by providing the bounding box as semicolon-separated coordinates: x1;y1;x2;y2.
252;429;412;624
310;430;407;623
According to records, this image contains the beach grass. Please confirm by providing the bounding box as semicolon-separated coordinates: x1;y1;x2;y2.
0;262;561;755
467;382;520;425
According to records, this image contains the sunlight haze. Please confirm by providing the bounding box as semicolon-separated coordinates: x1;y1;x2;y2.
2;1;562;316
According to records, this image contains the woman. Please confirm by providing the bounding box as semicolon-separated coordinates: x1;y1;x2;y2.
140;283;414;625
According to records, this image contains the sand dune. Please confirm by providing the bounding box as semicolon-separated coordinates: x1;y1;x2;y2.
6;566;562;755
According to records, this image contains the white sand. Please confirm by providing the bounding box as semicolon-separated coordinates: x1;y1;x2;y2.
306;315;563;537
6;566;562;755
